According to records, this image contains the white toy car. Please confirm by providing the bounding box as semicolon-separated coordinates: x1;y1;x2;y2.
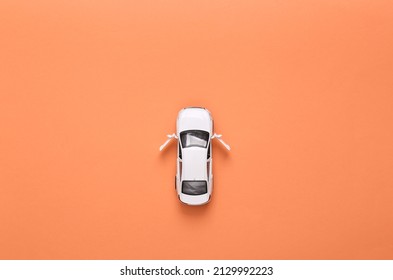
160;107;230;205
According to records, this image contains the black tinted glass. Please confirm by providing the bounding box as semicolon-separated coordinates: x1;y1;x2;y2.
182;181;208;195
180;130;209;148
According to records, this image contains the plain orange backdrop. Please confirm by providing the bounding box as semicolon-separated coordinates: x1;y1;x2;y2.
1;0;393;259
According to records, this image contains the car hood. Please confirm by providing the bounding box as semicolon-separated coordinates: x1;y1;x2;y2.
177;108;212;133
181;148;207;180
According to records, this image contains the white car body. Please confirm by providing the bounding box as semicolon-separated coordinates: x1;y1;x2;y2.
160;107;230;206
176;108;213;205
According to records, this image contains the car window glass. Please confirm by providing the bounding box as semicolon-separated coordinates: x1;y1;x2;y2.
182;181;208;195
180;130;209;148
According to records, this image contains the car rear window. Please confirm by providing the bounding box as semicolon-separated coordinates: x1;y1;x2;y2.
182;181;208;195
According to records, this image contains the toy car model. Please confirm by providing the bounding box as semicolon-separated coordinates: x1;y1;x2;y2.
159;107;230;205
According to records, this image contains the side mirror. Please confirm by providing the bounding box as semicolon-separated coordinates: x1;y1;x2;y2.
159;133;178;151
211;133;231;151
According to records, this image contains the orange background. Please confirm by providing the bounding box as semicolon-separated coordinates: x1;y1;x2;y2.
1;0;393;259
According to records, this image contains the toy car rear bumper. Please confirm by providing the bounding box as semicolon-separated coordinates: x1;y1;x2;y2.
179;193;210;206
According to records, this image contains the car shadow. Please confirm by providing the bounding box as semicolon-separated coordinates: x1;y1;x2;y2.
178;200;211;216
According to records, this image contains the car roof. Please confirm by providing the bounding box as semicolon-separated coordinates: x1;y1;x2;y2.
181;147;208;180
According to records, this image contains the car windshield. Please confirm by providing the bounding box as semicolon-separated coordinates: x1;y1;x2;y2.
182;181;208;195
180;130;209;148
